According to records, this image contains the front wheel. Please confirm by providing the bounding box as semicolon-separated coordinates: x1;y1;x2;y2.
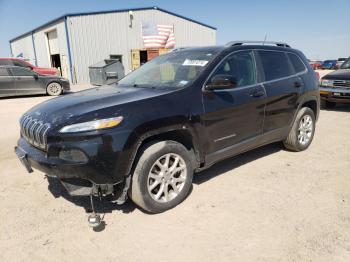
283;107;316;152
129;141;194;213
46;82;63;96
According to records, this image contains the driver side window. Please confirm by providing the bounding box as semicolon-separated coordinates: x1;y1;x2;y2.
210;51;257;88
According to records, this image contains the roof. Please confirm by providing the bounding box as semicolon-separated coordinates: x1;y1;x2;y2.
9;6;217;43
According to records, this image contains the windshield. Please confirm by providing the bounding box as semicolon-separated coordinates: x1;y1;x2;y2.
118;49;220;89
340;58;350;69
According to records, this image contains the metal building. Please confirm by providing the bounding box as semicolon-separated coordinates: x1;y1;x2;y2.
9;6;216;84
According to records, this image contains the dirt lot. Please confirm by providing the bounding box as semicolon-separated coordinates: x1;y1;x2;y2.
1;89;350;262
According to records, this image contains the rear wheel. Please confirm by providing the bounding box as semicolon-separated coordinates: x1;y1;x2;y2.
283;107;316;152
46;82;63;96
129;141;194;213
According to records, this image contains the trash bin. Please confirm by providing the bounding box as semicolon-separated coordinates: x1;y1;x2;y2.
89;59;125;86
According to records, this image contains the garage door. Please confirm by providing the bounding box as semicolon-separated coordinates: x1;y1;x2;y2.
47;30;59;55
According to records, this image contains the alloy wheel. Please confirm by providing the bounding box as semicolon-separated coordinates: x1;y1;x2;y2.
298;114;313;145
147;153;187;203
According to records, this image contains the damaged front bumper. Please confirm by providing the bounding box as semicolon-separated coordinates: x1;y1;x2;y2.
15;137;126;197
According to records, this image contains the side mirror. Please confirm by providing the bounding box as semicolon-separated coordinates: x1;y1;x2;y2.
206;74;237;90
33;74;38;80
106;71;118;79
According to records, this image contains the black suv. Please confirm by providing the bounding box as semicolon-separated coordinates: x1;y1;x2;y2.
15;41;320;214
320;57;350;108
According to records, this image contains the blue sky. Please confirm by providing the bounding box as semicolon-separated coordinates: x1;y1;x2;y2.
0;0;349;60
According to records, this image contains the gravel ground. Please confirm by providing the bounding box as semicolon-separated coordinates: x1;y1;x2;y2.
0;89;350;262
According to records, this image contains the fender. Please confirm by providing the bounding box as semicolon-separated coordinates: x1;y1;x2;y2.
290;93;320;128
118;122;203;180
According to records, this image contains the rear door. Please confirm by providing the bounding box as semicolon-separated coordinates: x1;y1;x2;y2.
202;50;266;160
0;67;16;97
256;50;304;134
9;67;43;95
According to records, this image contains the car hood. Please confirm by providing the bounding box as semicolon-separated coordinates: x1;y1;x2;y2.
25;85;173;128
323;69;350;80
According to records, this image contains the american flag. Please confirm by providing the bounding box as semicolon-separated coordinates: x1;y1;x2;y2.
142;22;175;49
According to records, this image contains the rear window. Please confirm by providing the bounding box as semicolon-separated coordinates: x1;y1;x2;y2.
258;51;294;81
10;67;35;76
13;60;29;67
0;60;14;66
288;53;306;73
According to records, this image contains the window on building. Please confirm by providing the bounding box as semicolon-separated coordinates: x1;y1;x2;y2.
110;55;122;63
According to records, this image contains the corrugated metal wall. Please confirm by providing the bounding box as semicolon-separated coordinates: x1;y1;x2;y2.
33;21;68;67
10;20;71;80
11;8;216;84
68;9;216;83
10;35;36;64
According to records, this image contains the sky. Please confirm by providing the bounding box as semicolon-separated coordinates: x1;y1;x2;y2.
0;0;349;60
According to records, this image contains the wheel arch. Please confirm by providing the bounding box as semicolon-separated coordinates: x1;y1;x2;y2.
126;126;203;178
300;96;319;120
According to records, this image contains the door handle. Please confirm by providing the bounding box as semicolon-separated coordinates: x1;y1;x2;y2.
249;89;265;98
294;81;302;88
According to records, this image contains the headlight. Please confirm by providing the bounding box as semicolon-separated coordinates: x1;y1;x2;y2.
59;116;123;133
321;79;333;87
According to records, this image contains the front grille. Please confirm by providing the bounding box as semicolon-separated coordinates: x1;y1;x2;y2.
20;114;51;150
333;80;350;88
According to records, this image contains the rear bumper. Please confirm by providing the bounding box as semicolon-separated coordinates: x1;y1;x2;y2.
62;82;70;92
320;87;350;103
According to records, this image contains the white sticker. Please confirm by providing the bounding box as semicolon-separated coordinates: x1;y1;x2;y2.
178;80;189;86
182;59;209;67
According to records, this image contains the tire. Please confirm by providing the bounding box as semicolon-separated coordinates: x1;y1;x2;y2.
46;82;63;96
320;99;336;109
129;141;194;213
283;107;316;152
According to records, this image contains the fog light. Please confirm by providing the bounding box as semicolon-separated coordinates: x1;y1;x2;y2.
59;149;88;163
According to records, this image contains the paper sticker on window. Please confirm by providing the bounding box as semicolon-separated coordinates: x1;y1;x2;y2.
178;80;189;86
182;59;208;67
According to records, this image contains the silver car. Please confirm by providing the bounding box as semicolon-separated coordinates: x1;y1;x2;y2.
0;66;70;98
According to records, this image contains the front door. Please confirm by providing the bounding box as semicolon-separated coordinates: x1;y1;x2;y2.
9;67;42;95
0;67;15;97
202;50;266;162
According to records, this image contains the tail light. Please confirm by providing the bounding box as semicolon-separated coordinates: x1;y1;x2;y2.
315;71;320;80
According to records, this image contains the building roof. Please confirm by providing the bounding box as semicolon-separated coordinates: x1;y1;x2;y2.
9;6;217;43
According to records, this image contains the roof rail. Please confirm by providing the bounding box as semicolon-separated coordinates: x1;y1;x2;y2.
226;40;291;48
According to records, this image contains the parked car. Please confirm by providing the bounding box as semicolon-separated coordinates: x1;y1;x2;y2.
320;57;350;108
0;66;70;97
15;41;319;216
321;60;337;69
0;58;59;75
309;60;323;70
335;58;347;69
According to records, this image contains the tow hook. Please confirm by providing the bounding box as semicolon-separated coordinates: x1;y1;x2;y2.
87;194;102;229
113;175;131;205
